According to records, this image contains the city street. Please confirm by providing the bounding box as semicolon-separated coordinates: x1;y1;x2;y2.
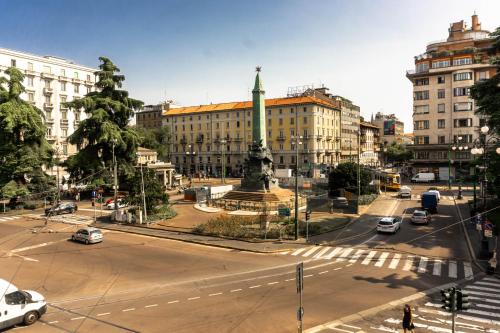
1;184;496;333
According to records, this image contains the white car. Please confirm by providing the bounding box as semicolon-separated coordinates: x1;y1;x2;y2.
71;227;103;244
376;217;402;234
0;279;46;329
411;210;431;224
427;189;441;202
106;200;127;210
398;186;412;199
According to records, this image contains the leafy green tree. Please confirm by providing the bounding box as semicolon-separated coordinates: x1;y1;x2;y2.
385;142;413;164
64;57;143;184
136;126;171;161
0;67;52;198
128;168;168;213
328;162;372;195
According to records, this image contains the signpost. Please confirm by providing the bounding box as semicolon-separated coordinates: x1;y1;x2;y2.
296;262;304;333
92;191;97;222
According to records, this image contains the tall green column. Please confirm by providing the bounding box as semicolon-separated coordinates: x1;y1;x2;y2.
252;67;266;146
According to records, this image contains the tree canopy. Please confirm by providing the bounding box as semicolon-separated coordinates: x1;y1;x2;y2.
385;142;413;164
64;57;143;184
328;162;372;195
0;67;52;198
136;126;171;162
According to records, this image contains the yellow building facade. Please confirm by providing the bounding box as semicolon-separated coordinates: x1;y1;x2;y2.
163;96;342;177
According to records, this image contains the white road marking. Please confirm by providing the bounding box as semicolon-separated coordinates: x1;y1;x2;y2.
209;292;222;296
457;313;500;326
313;247;331;259
474;281;500;288
267;281;279;285
388;253;401;269
463;262;473;280
71;317;85;321
302;246;321;257
280;251;289;255
324;247;343;260
304;274;313;278
448;260;457;278
375;252;389;267
361;251;377;265
417;256;428;273
466;285;499;293
333;267;342;271
122;308;135;312
475;303;500;311
249;285;261;289
167;300;179;304
9;253;39;262
335;248;354;262
230;289;242;292
318;271;328;275
291;247;308;256
10;242;54;253
341;324;361;330
285;278;294;282
327;327;353;333
345;263;353;267
466;290;500;300
48;321;59;324
97;312;110;316
145;304;158;308
188;297;200;300
349;249;365;263
402;256;414;271
432;259;442;276
466;308;500;318
483;277;500;283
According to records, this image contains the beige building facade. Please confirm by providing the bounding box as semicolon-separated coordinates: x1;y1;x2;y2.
360;121;380;166
372;112;405;145
406;14;498;180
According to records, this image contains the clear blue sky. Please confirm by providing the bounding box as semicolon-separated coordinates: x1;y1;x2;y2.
2;0;499;131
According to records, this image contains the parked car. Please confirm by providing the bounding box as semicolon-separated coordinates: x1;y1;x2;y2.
0;278;46;329
411;172;436;183
427;188;441;201
106;200;127;210
44;202;77;216
376;217;402;234
411;209;431;224
71;227;103;244
331;197;349;208
398;186;412;199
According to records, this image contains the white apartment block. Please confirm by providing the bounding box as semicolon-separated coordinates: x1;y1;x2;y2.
0;48;97;181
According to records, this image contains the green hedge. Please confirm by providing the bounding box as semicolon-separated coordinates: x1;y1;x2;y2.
358;193;378;206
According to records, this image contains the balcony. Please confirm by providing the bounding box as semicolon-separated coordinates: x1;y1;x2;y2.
84;80;93;86
234;137;243;142
28;100;36;106
45;118;54;125
41;72;55;80
60;104;69;111
196;136;204;143
301;149;313;154
60;119;69;127
325;149;334;155
276;136;286;141
72;78;83;84
316;149;325;155
24;69;35;76
43;103;53;109
325;135;332;141
316;134;323;141
43;87;53;95
46;135;56;141
59;76;69;82
180;138;187;145
303;134;313;140
74;120;81;127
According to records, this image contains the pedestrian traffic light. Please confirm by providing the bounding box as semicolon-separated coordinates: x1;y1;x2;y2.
305;211;311;221
457;289;470;311
441;288;456;312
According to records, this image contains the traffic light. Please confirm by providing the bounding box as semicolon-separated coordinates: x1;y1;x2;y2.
441;288;456;312
457;289;470;311
305;211;311;221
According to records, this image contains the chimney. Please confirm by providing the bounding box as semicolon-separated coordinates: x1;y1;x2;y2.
471;13;481;31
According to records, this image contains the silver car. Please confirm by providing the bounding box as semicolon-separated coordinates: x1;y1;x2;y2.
411;210;431;224
376;217;402;234
71;227;103;244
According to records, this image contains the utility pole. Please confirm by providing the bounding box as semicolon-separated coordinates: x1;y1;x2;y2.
139;160;147;223
357;130;361;214
113;140;118;212
220;139;226;184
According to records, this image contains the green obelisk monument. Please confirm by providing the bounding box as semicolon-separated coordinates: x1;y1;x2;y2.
252;66;266;147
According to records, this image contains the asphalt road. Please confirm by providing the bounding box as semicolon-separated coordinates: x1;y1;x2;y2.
0;183;479;332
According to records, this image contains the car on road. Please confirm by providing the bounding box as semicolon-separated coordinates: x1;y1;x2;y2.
0;279;46;329
411;209;431;224
106;199;127;210
44;202;78;216
398;186;412;199
331;197;349;208
376;217;402;234
71;227;103;244
427;188;441;201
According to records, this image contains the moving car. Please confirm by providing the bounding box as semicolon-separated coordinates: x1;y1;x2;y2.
106;199;127;210
44;202;77;216
411;210;431;224
411;172;436;183
421;191;438;213
427;188;441;201
331;197;349;208
376;217;402;234
398;186;412;199
71;227;103;244
0;279;46;330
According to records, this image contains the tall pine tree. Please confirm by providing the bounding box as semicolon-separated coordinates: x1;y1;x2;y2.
0;67;52;198
64;57;143;184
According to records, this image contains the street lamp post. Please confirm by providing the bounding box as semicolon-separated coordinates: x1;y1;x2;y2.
357;130;361;214
136;153;148;224
112;139;118;212
451;136;467;200
220;139;227;184
292;135;303;241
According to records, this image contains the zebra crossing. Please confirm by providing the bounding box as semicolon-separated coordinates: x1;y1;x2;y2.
282;246;474;280
0;215;22;222
410;194;455;201
25;213;94;225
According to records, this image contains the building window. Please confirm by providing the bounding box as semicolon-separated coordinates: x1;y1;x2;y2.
61;82;66;91
453;118;472;128
437;89;445;99
437;76;445;84
74;84;79;94
453;57;472;66
247;120;250;127
44;95;51;104
416;62;429;73
437;104;446;113
414;120;429;130
10;59;16;67
27;62;33;71
415;151;430;159
453;135;473;143
414;78;429;86
87;86;91;94
279;118;283;126
437;119;445;129
75;111;81;121
478;71;488;81
454;102;473;112
303;107;307;112
290;117;295;125
414;91;429;100
236;121;240;128
61;129;68;137
303;116;308;124
454;72;472;81
61;111;67;120
267;118;271;126
60;69;66;77
432;60;450;69
279;156;284;164
27;76;34;87
61;96;67;104
438;136;446;144
28;92;34;102
279;109;282;115
43;65;51;74
453;87;470;96
415;136;429;145
74;72;79;79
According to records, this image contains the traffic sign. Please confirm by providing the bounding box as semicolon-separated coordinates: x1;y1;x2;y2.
91;191;96;198
296;262;304;293
278;207;291;217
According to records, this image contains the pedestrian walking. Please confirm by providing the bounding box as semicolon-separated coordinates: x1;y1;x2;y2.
402;304;415;332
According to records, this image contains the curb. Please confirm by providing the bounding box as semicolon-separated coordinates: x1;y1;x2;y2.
94;224;298;254
305;272;485;333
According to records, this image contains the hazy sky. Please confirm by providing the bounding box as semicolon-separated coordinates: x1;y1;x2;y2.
2;0;499;131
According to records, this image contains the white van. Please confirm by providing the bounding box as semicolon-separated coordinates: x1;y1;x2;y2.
0;279;46;329
411;173;436;183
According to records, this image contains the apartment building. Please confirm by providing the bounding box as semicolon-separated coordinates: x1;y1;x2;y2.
372;112;405;145
163;96;342;177
406;14;497;180
136;101;180;129
360;121;380;166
